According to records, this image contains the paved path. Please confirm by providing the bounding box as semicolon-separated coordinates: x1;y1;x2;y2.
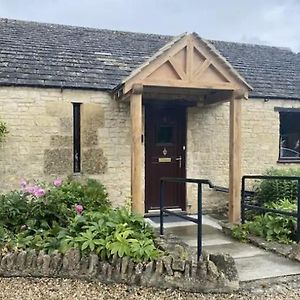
147;215;300;282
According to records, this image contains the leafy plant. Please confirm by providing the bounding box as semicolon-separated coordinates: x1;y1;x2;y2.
254;168;300;206
0;178;161;262
47;178;110;211
233;198;296;244
60;209;162;262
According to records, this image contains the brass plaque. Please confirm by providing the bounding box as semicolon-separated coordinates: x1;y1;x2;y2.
158;157;171;163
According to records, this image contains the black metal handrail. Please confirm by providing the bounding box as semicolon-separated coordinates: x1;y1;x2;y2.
159;177;214;261
241;175;300;242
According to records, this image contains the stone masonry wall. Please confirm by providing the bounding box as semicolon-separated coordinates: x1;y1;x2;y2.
187;102;230;212
186;98;300;213
0;86;131;206
241;98;300;174
0;235;239;293
1;86;300;213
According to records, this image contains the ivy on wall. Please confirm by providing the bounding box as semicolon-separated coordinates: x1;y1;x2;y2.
0;120;8;142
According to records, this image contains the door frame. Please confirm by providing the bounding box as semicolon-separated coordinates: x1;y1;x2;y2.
144;101;187;213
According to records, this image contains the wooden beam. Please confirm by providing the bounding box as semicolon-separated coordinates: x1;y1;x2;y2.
186;37;193;81
193;59;211;79
168;57;186;80
229;90;243;223
140;79;239;90
130;84;144;214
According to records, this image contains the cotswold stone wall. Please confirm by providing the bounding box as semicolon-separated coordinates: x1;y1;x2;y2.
0;235;239;293
187;102;230;212
241;98;300;174
2;86;300;213
0;86;131;206
186;98;300;213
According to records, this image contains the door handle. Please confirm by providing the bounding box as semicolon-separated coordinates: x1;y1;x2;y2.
176;156;182;168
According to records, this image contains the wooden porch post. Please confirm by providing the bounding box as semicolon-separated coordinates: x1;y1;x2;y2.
130;84;144;214
229;90;244;223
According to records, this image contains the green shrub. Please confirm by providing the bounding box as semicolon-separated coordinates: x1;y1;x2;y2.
233;198;296;244
59;208;161;262
46;178;110;212
1;178;110;231
0;191;29;232
254;168;300;206
0;178;161;262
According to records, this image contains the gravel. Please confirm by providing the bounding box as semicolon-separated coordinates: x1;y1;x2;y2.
0;277;300;300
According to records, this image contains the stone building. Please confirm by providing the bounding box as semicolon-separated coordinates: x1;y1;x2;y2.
0;19;299;222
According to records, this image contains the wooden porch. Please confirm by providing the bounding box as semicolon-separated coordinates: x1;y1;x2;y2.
114;33;252;223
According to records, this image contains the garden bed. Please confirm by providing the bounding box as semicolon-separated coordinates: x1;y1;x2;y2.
0;177;238;293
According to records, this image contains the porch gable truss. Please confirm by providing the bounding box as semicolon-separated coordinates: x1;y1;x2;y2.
120;33;252;95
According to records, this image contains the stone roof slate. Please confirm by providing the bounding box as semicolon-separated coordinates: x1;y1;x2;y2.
0;18;299;99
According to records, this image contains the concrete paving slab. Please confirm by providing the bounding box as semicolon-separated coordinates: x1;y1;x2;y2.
151;214;300;282
203;242;267;258
235;254;300;282
181;235;233;247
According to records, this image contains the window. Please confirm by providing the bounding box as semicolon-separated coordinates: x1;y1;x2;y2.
156;126;173;144
279;111;300;160
73;103;81;172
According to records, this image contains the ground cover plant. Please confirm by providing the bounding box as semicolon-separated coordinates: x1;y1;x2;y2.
0;178;161;262
233;168;299;244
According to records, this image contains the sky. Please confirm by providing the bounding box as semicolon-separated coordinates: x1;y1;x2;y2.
0;0;299;52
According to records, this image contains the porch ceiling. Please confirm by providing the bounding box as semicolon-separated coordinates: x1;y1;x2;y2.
142;86;238;105
115;33;252;102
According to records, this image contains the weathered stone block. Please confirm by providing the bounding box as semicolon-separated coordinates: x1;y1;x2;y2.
88;254;99;277
50;250;63;275
210;253;238;281
44;148;72;175
25;250;37;271
162;256;173;276
62;249;81;276
16;251;27;270
172;259;185;272
207;260;219;279
82;148;107;175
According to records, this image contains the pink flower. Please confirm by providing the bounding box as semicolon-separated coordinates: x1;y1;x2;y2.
75;204;84;215
25;185;36;194
20;179;27;189
33;188;46;198
53;178;62;187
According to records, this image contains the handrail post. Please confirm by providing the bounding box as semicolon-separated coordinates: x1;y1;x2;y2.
159;179;164;236
297;179;300;243
197;183;203;261
241;176;246;224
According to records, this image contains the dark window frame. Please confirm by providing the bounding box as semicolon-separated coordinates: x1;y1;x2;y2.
73;103;81;173
278;109;300;163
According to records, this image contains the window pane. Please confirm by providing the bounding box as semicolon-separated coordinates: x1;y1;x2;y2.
280;112;300;158
157;126;173;144
73;103;81;172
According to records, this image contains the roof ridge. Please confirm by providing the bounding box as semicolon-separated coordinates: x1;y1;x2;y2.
209;37;295;53
0;17;173;39
0;18;296;53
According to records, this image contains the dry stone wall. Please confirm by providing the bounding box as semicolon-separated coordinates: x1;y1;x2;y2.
0;235;239;293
